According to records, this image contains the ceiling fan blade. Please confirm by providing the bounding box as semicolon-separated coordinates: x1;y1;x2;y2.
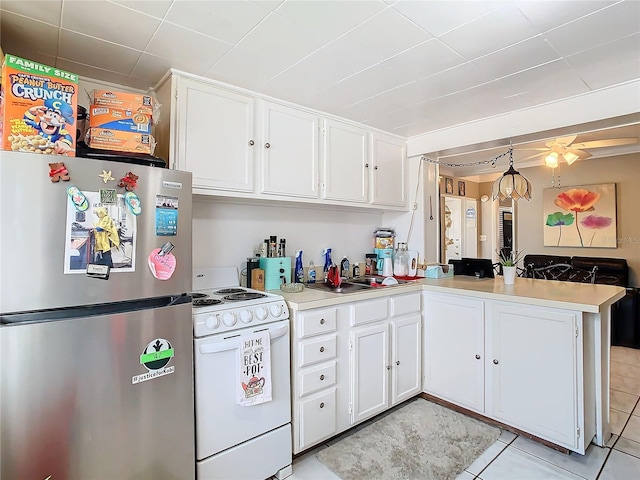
571;138;638;149
565;147;591;159
554;135;578;147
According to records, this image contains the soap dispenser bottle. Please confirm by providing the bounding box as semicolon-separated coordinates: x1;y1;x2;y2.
340;256;350;280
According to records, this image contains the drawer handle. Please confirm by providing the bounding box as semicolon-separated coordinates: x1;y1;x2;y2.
396;360;400;366
320;346;325;353
265;142;271;148
248;140;255;146
320;374;325;381
320;318;325;325
320;402;325;409
493;359;499;365
475;355;481;360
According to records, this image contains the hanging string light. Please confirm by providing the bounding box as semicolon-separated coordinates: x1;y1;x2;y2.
491;147;532;201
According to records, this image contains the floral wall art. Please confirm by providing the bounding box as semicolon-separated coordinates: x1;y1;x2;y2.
543;183;617;248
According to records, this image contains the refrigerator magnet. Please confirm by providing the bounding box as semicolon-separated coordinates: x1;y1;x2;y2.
48;161;70;182
66;185;88;211
118;172;138;191
125;191;142;215
98;170;114;183
155;195;178;236
132;338;175;384
148;242;176;280
100;188;117;205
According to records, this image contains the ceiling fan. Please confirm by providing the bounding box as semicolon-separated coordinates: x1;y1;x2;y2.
519;134;638;168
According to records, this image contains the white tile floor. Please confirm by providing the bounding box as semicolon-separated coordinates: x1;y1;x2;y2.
287;346;640;480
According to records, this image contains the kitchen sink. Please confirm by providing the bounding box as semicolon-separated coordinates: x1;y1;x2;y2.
348;275;416;286
304;281;374;294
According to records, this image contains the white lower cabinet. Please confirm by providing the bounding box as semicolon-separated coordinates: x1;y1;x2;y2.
290;292;421;453
423;293;587;453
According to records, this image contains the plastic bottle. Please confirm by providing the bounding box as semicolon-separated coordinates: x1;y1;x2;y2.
308;260;316;283
269;236;277;257
295;250;304;284
353;263;360;278
322;248;332;282
340;256;350;279
278;238;286;257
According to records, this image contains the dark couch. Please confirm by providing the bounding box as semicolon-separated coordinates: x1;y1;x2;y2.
522;254;639;349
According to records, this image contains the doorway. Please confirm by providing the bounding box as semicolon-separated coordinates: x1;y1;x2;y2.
441;195;478;264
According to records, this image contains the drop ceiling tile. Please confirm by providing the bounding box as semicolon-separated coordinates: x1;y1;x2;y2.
146;22;232;73
0;0;62;26
55;58;129;87
440;2;540;60
392;0;506;37
61;0;160;51
124;75;158;91
515;0;615;32
110;0;173;19
472;35;560;79
58;29;141;74
543;1;640;56
496;60;591;105
381;38;466;83
567;34;640;90
0;12;59;57
452;82;531;118
163;0;272;44
273;0;384;41
0;48;56;68
412;61;499;99
251;0;284;11
132;52;207;83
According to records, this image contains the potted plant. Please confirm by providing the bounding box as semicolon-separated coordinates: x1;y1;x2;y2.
496;249;525;284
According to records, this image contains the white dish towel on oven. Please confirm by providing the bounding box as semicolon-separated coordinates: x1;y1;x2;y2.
237;329;272;406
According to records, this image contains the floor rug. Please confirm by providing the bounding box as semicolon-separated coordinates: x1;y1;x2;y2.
317;398;501;480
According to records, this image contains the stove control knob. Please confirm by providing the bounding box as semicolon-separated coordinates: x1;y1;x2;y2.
239;309;253;324
205;314;220;330
222;312;237;327
255;306;268;321
269;303;283;318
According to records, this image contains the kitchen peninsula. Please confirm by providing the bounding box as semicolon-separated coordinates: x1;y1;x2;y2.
277;276;625;456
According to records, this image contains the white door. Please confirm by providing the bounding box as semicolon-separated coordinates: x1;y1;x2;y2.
260;101;319;198
351;322;389;424
176;77;254;192
444;197;462;261
488;303;583;451
370;132;406;208
423;294;485;413
322;119;368;203
391;314;421;405
193;321;291;460
463;199;478;258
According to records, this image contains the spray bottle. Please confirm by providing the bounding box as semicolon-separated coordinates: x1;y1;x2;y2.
295;250;304;284
322;248;332;282
308;260;316;283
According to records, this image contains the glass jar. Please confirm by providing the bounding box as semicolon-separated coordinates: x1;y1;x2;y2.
393;242;410;277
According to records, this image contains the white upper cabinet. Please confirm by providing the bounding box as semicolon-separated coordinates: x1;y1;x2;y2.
371;132;407;208
260;101;320;199
322;119;369;204
173;76;255;192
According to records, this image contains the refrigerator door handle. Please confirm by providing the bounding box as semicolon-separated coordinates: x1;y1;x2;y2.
198;323;288;354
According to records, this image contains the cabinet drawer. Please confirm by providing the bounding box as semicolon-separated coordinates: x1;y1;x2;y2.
298;309;337;339
391;293;421;317
299;388;337;450
299;335;337;367
299;362;337;397
352;298;388;326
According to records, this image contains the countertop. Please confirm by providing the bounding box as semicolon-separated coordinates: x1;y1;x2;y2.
273;276;626;313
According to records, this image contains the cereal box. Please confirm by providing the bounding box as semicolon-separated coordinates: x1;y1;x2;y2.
87;128;154;154
89;106;152;134
93;90;154;114
1;53;78;156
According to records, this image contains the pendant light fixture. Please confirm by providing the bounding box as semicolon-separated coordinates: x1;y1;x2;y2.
491;147;532;201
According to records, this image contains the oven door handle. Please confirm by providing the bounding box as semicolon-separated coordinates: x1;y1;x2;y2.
198;323;289;354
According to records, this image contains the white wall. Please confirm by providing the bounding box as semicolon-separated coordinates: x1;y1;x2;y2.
192;197;386;279
516;153;640;286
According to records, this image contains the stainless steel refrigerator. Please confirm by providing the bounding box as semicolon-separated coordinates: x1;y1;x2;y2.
0;151;195;479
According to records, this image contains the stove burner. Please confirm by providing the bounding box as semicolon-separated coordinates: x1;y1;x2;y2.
191;293;209;299
193;299;223;307
224;292;267;302
215;288;246;295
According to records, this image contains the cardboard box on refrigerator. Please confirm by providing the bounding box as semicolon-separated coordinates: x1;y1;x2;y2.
1;53;78;156
87;127;155;154
89;106;152;133
92;89;154;114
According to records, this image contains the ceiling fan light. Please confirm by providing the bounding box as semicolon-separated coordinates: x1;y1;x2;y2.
563;151;580;165
544;152;559;168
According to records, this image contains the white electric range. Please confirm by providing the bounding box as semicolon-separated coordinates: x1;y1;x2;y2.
191;267;292;480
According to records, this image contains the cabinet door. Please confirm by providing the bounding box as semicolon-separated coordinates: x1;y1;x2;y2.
322;119;369;203
260;101;319;198
391;313;421;405
351;323;389;424
176;77;254;192
370;133;406;208
298;388;337;451
423;294;485;412
488;303;583;451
